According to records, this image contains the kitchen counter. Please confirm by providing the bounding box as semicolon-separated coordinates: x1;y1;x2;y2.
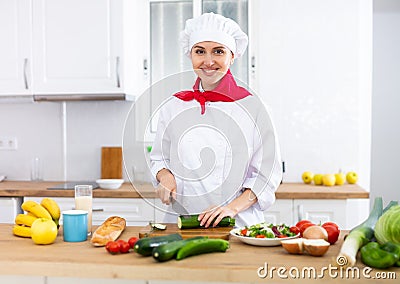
0;224;397;283
0;181;369;199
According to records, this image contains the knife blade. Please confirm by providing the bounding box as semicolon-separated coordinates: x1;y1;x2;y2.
170;196;189;215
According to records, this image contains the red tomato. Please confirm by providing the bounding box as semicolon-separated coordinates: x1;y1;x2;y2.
289;226;300;235
322;221;339;230
240;229;248;236
278;235;288;238
295;220;312;228
256;234;266;238
322;224;340;244
105;241;120;255
128;237;139;249
299;222;315;237
119;241;131;253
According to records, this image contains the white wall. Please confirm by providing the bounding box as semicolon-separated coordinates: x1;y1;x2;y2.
0;0;373;205
371;0;400;205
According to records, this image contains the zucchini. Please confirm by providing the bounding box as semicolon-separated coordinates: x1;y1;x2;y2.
176;238;230;260
134;233;183;256
177;215;235;229
152;236;206;262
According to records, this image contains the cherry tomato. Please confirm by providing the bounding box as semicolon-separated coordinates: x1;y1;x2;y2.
289;226;300;235
128;237;139;249
322;224;340;244
256;234;266;238
240;229;248;236
295;220;312;228
105;241;120;255
119;241;131;253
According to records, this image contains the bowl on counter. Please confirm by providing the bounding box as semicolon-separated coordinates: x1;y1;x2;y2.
96;179;124;190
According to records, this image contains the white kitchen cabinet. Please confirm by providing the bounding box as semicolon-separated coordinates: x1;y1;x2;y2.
264;199;348;229
28;197;155;226
32;0;123;94
0;197;23;223
0;0;32;96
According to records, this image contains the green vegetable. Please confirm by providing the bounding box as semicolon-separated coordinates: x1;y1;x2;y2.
152;236;206;262
337;198;398;267
134;233;183;256
381;242;400;267
177;215;235;229
360;242;399;269
176;238;230;260
374;204;400;245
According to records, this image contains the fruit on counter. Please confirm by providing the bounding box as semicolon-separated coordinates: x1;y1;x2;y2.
176;238;230;260
105;241;121;255
302;225;328;241
299;222;315;237
152;236;206;262
321;222;340;245
21;200;52;220
30;218;58;245
128;237;139;248
322;174;336;186
40;198;61;226
177;214;235;229
334;172;346;185
134;233;183;256
303;239;330;256
15;214;37;227
281;238;304;254
336;197;397;267
117;240;131;253
346;171;358;184
12;225;32;238
313;174;323;185
301;171;314;184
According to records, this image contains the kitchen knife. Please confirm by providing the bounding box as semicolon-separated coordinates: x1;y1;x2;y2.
170;196;189;215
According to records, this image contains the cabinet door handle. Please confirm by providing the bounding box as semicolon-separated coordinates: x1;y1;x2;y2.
251;56;256;76
116;56;121;88
92;208;104;212
297;204;304;221
23;58;29;89
143;58;148;76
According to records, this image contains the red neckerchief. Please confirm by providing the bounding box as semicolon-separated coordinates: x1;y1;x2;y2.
174;70;251;115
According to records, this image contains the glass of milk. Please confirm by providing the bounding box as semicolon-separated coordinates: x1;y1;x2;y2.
74;185;93;236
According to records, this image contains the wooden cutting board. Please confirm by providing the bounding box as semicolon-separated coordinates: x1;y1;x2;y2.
139;223;232;240
101;147;122;179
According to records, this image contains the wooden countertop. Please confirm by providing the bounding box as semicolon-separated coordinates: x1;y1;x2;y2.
0;181;369;199
0;224;396;283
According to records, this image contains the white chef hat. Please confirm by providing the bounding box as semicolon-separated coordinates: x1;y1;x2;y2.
180;12;248;58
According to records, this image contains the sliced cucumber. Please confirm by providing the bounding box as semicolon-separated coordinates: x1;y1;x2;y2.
150;222;167;230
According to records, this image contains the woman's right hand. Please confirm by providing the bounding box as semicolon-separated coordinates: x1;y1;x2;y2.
156;168;177;205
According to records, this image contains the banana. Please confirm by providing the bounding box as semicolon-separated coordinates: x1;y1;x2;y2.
27;211;37;218
15;214;37;227
21;200;52;220
12;225;32;238
41;198;60;221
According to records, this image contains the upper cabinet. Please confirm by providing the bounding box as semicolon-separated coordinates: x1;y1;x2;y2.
32;0;123;95
0;0;32;96
0;0;143;100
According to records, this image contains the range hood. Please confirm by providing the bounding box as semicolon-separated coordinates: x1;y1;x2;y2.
33;93;134;102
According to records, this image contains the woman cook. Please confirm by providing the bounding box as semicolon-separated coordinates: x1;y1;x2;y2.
150;13;282;228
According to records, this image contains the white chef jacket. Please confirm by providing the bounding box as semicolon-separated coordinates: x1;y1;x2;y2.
150;94;282;228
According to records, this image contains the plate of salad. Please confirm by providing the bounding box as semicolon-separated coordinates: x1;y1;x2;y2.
230;222;300;246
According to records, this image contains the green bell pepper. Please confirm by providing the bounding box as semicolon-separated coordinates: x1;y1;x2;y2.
360;242;399;269
381;242;400;267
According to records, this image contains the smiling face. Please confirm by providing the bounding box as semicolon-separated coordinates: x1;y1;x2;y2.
190;41;234;91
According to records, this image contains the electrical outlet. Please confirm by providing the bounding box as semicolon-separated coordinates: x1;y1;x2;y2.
0;137;18;150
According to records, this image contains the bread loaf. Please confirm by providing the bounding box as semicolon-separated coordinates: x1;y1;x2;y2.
90;216;126;246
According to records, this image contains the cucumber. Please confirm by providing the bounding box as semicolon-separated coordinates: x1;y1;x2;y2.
152;236;206;262
176;238;230;260
134;233;183;256
177;215;235;229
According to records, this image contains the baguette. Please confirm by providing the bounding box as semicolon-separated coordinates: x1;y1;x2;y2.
90;216;126;247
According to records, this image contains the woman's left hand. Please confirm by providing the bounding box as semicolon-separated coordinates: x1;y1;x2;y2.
198;205;238;228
